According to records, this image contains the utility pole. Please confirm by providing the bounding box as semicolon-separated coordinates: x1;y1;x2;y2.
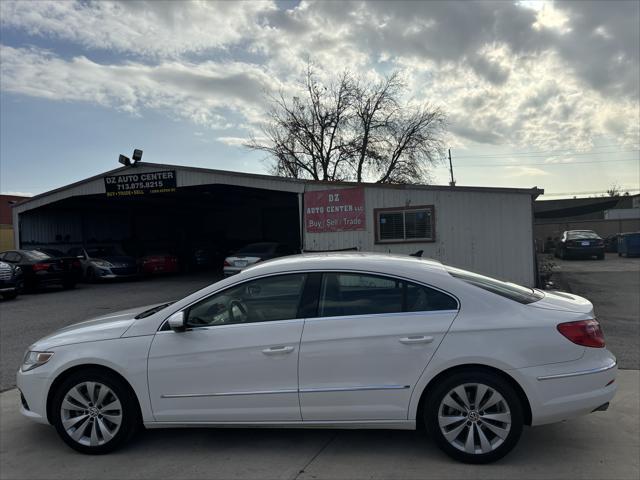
448;148;456;186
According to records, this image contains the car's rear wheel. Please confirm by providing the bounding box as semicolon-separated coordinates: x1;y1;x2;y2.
51;369;140;454
424;370;524;464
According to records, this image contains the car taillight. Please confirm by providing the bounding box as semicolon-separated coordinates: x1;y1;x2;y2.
223;260;231;266
32;263;52;272
557;319;605;348
72;260;81;268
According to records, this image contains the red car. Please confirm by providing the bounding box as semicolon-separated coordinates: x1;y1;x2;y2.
140;253;179;275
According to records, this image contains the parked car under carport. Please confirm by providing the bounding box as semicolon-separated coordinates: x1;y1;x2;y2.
68;246;138;281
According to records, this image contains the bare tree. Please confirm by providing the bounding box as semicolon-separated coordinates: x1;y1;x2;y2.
606;182;622;197
247;67;446;184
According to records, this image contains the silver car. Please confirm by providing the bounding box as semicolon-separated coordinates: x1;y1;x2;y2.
223;242;295;276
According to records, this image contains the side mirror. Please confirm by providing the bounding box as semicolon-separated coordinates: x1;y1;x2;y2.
168;311;186;332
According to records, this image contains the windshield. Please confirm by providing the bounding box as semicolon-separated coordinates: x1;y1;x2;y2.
236;243;276;255
446;266;543;304
135;302;175;319
87;246;125;258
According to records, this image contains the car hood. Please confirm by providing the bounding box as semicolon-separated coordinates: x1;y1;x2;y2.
528;290;594;315
30;303;164;350
92;255;135;264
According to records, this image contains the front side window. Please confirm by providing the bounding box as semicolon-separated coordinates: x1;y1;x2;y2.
376;206;434;243
318;272;457;318
185;274;306;327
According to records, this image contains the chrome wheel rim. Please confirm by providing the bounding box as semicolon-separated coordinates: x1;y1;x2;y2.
438;383;511;455
60;381;122;447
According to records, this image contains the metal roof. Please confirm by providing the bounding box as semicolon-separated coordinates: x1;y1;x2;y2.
12;161;544;211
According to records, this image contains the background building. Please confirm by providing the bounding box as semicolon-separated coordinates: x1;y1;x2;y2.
0;194;30;251
11;163;542;286
534;194;640;248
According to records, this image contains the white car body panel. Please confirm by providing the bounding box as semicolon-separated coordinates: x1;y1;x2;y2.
16;253;617;434
147;319;304;422
299;310;457;421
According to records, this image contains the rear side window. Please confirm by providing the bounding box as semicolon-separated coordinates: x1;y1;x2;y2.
318;272;458;318
446;266;543;304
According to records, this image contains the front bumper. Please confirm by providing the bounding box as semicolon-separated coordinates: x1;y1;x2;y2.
514;348;617;426
16;366;52;425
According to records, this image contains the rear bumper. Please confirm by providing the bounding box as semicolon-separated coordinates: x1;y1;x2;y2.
564;246;604;257
513;349;617;426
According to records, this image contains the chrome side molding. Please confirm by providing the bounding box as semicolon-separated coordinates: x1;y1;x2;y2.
161;384;410;399
536;359;617;381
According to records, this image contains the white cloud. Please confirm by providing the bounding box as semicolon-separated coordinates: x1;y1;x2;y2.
0;0;638;157
0;191;34;197
0;0;275;57
216;136;249;147
0;45;281;128
505;166;550;177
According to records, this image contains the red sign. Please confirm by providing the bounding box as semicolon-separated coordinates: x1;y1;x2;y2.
304;187;366;233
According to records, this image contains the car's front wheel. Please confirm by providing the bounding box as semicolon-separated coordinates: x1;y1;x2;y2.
51;369;140;454
424;370;524;464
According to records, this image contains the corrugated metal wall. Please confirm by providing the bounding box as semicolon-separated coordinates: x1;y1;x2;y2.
303;184;535;286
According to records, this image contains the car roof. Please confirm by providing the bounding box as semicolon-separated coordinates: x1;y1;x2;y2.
242;252;447;277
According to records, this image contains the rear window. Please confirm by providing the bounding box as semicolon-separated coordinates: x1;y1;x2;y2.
446;266;543;304
567;231;599;239
24;250;52;260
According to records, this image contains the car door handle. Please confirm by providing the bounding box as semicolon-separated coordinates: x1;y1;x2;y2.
262;346;295;355
399;336;434;345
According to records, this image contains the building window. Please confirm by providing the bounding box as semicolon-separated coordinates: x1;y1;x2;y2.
375;206;435;243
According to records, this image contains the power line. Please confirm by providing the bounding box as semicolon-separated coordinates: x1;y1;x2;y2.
452;143;639;158
454;149;639;159
449;158;639;167
543;189;640;196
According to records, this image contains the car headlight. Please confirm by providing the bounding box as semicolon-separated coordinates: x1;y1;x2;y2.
22;351;54;372
92;260;113;268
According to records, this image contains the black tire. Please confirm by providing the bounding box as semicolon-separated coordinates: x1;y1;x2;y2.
51;369;140;454
62;280;76;289
424;370;524;464
597;253;605;260
2;291;18;300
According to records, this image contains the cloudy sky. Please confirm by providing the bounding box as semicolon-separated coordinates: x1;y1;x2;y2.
1;0;638;198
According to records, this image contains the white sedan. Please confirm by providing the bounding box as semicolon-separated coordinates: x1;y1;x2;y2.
17;253;616;463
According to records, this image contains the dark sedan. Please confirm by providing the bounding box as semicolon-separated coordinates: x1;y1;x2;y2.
554;230;605;260
0;260;23;300
0;250;80;291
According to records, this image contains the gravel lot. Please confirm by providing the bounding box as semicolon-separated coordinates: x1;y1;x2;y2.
550;253;640;369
